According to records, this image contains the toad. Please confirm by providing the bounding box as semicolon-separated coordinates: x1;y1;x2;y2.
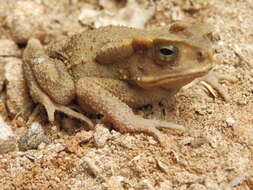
22;24;232;145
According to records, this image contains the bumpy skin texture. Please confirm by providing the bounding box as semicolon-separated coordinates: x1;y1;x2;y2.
23;25;228;145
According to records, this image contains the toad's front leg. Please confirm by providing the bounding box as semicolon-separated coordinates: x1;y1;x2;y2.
197;71;236;101
76;78;185;146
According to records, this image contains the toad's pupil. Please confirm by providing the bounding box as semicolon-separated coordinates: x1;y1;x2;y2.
160;48;174;56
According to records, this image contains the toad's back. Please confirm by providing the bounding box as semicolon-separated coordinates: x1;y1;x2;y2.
57;25;211;69
62;26;148;67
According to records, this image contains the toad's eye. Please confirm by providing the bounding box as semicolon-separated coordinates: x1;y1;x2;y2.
160;47;175;56
155;44;179;65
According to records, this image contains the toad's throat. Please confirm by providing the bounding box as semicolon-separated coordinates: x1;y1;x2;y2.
135;67;211;89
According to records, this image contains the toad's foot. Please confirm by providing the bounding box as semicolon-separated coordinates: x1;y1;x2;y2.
26;77;94;128
112;116;185;146
197;71;236;101
77;78;185;146
42;91;94;128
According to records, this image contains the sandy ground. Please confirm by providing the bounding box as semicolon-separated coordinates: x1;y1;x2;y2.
0;0;253;189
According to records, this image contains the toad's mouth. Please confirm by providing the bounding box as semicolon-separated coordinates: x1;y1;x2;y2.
135;65;212;89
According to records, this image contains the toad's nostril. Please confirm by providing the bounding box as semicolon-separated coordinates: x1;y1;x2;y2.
197;51;206;62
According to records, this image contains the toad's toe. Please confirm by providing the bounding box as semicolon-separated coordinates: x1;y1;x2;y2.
198;71;236;101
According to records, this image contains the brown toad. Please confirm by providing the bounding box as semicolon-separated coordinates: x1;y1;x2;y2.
22;24;231;145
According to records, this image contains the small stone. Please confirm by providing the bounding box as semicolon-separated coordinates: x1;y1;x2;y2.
80;0;155;28
47;143;65;153
0;39;21;57
66;137;79;154
188;184;206;190
159;180;172;190
94;124;111;148
204;178;220;190
38;142;46;150
190;137;208;148
18;122;51;151
80;157;101;177
75;130;93;144
4;1;49;44
5;58;33;120
0;116;16;154
108;176;125;190
147;135;157;145
114;134;135;149
228;172;253;188
225;117;236;127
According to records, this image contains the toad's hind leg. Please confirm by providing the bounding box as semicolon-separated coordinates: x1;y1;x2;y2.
22;39;93;127
76;78;185;146
26;76;94;128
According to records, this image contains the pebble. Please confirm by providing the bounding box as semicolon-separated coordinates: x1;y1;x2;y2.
225;117;236;127
4;58;33;120
0;39;21;57
0;116;16;154
94;124;111;148
18;122;51;151
4;1;48;44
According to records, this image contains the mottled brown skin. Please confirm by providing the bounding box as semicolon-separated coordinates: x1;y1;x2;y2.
23;25;227;145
